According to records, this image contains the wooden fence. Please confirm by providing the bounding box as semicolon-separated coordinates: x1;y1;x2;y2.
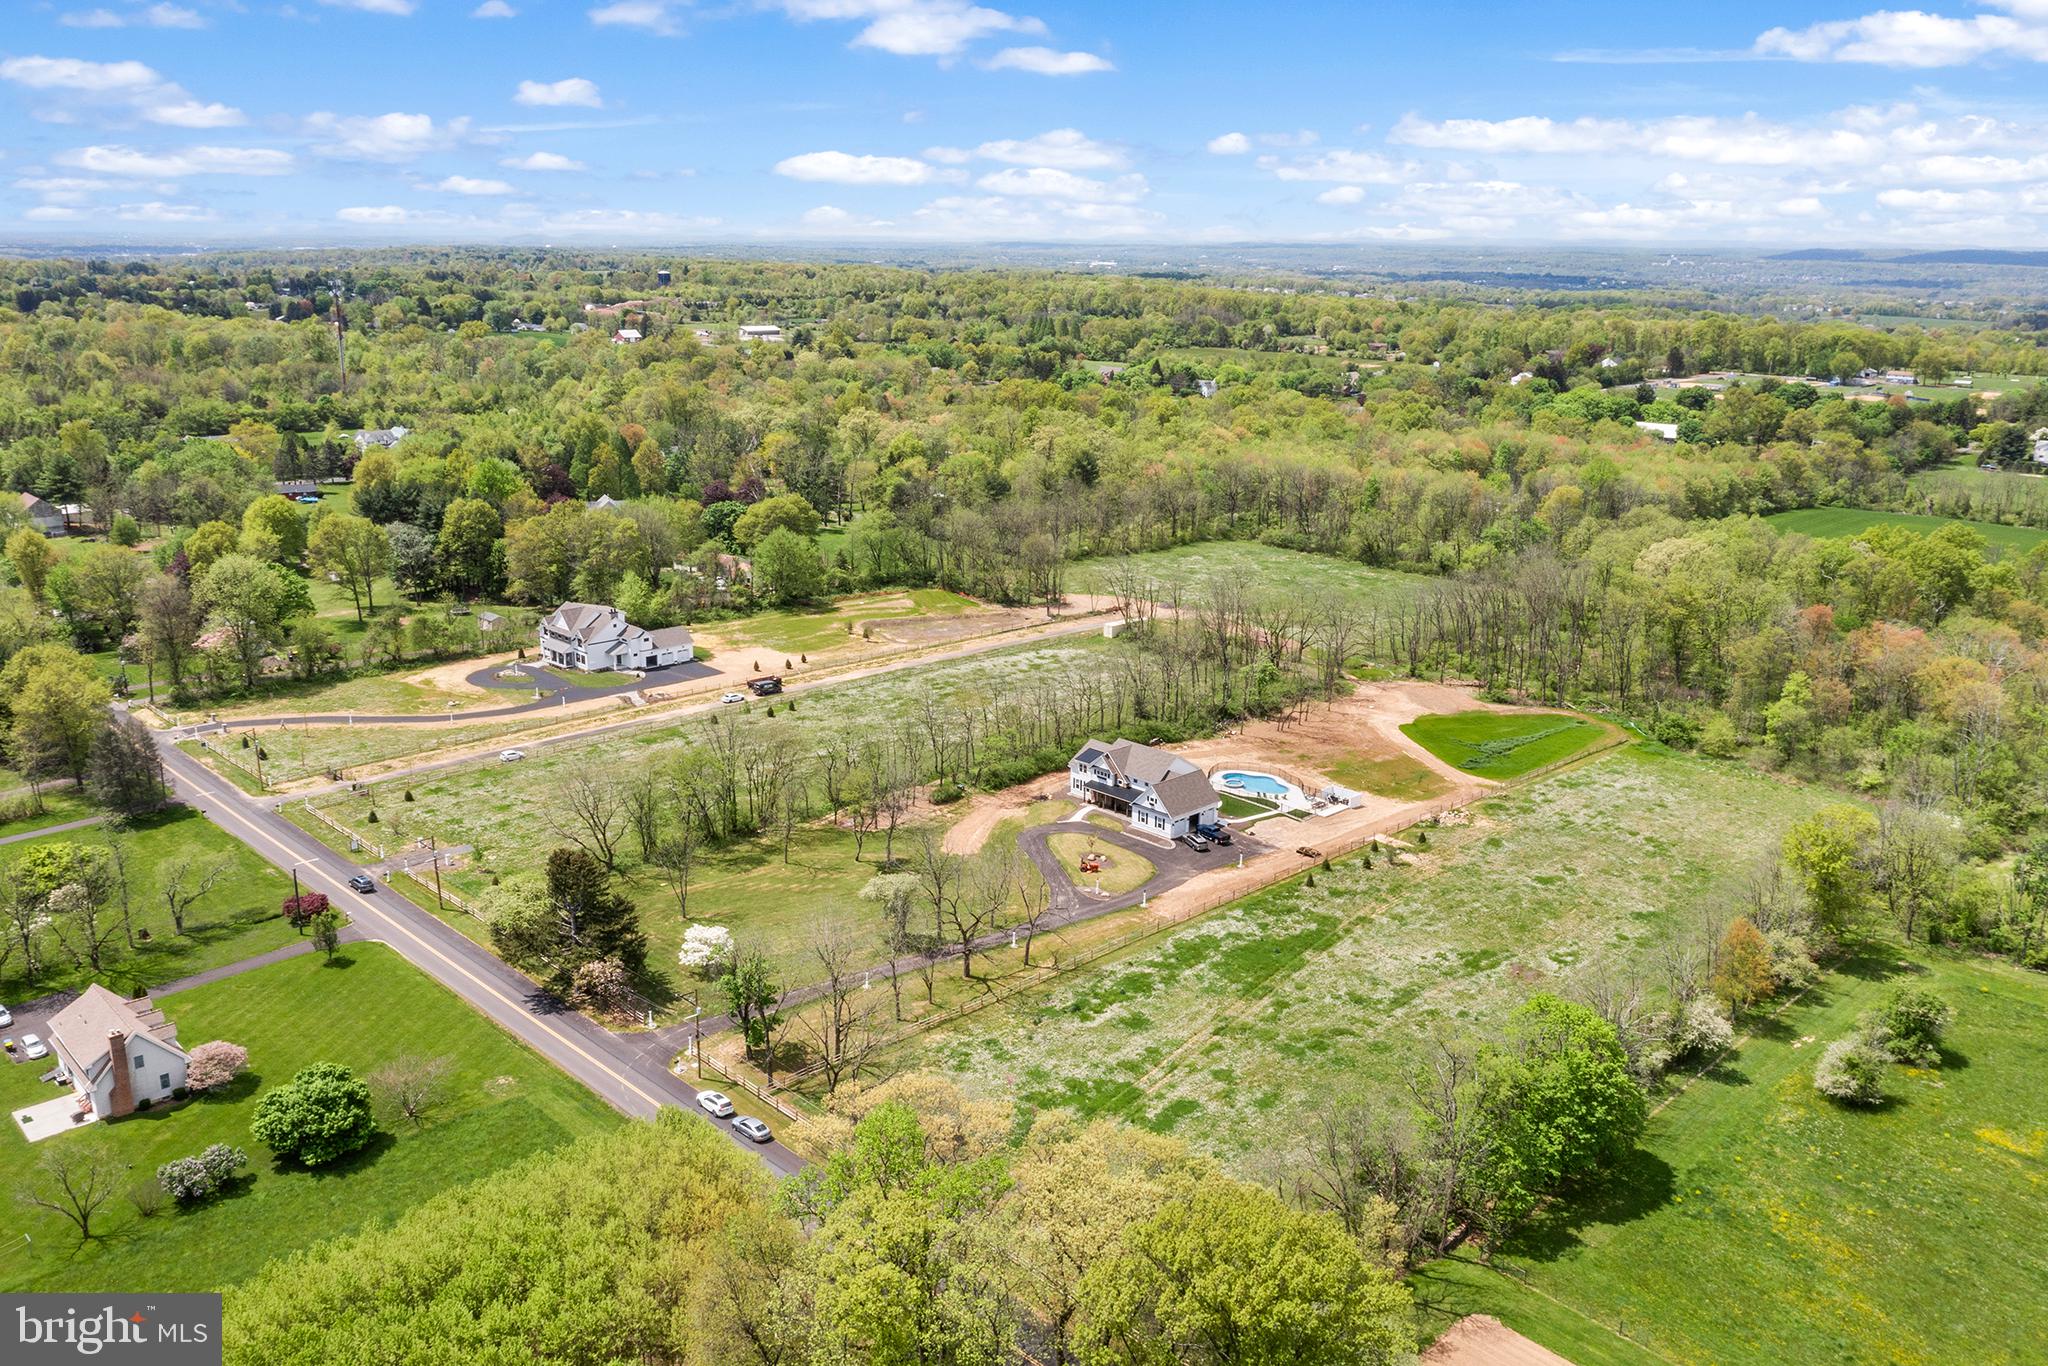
298;801;384;861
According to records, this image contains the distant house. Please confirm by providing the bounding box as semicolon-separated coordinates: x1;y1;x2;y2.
1635;421;1681;443
1508;371;1534;386
477;610;505;634
587;494;624;513
57;503;98;533
1068;738;1221;841
737;323;784;344
16;492;65;536
352;425;409;452
46;985;188;1120
539;602;692;672
2032;428;2048;465
1195;378;1219;399
510;319;545;332
613;328;642;345
656;268;672;286
275;479;319;498
1599;356;1621;369
1882;370;1917;385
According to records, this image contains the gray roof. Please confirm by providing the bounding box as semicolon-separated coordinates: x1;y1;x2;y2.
543;602;617;645
1082;777;1142;806
1100;738;1198;785
647;626;693;648
1147;769;1221;820
48;984;182;1082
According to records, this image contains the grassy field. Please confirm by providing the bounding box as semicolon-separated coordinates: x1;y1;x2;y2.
1322;751;1452;801
163;665;502;725
1070;541;1433;620
884;745;1840;1164
1412;947;2048;1365
0;808;299;1003
204;718;535;784
1401;711;1609;778
1046;832;1156;895
0;787;97;838
0;944;619;1293
718;587;988;656
1765;506;2048;556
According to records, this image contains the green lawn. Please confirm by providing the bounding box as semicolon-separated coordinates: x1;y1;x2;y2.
0;787;97;838
886;745;1840;1163
1764;506;2048;557
1047;832;1156;895
0;944;619;1293
165;665;498;725
1217;792;1275;819
0;808;300;1003
1322;751;1452;801
1400;711;1609;778
1068;542;1434;618
1412;947;2048;1365
720;587;991;656
217;719;534;785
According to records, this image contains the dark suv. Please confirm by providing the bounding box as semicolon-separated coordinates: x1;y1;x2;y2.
348;874;376;894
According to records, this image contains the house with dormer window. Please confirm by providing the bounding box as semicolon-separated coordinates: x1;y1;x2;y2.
1068;738;1221;840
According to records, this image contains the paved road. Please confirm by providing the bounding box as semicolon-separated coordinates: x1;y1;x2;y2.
150;732;806;1178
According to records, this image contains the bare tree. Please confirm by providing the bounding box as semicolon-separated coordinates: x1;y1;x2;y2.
552;772;628;872
1410;1033;1493;1256
19;1136;126;1243
370;1055;454;1130
652;823;701;917
159;855;230;935
795;921;887;1095
944;842;1015;979
624;773;665;864
859;872;920;1020
1014;861;1056;966
1293;1103;1430;1263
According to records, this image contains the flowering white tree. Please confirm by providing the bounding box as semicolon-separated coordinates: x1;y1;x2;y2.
677;924;733;976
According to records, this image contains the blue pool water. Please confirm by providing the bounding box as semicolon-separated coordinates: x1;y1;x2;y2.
1219;771;1290;796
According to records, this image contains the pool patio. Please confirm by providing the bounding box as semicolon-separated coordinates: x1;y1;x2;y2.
1212;768;1353;820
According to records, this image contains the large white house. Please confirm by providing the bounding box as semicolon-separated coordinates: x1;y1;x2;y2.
539;602;693;672
1068;738;1222;840
46;985;188;1120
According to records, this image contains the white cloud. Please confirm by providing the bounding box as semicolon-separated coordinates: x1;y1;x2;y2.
779;1;1046;58
1207;132;1251;155
976;167;1147;201
0;56;243;128
24;205;86;222
589;0;681;35
922;145;972;164
319;0;419;14
774;150;953;184
435;175;516;195
1263;148;1416;184
501;150;586;171
974;128;1125;169
515;78;602;107
338;205;421;223
1391;114;1629;155
14;176;117;205
114;200;214;221
799;204;894;230
61;4;206;28
1755;3;2048;67
1316;185;1366;205
473;0;517;14
57;143;293;176
983;47;1114;75
305;111;470;161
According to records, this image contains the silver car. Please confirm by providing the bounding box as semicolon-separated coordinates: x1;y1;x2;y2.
732;1115;773;1143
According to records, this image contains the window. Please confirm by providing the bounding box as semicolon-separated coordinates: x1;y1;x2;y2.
134;1055;145;1069
159;1073;171;1091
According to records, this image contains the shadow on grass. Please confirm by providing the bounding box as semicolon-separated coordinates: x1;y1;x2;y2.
1502;1146;1678;1265
265;1128;397;1180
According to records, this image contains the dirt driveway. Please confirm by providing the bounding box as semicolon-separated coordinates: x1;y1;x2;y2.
1422;1315;1576;1366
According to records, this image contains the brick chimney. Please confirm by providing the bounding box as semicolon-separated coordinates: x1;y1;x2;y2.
106;1030;135;1118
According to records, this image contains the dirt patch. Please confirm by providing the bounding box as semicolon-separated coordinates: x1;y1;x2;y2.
1423;1315;1576;1366
942;775;1067;854
402;651;518;697
875;605;1047;647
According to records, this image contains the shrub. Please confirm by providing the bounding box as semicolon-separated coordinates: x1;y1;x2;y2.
251;1063;377;1167
1813;1033;1888;1105
282;892;330;929
109;513;141;547
135;1097;152;1112
1873;985;1952;1066
1651;712;1700;749
929;783;964;805
157;1144;248;1205
403;790;415;802
1697;714;1741;758
128;1176;167;1217
172;1086;189;1101
1673;998;1735;1061
186;1040;248;1091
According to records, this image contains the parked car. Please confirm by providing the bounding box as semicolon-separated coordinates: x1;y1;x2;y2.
732;1115;773;1143
1198;823;1233;845
20;1033;48;1060
0;1004;11;1028
500;749;525;762
697;1090;735;1118
747;675;783;696
348;874;376;894
720;692;746;704
295;494;321;505
1181;832;1211;852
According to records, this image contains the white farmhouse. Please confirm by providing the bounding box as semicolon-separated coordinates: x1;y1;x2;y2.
539;602;693;672
1068;738;1221;840
46;985;188;1119
737;323;785;343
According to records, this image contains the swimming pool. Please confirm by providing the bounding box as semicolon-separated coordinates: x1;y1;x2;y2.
1219;771;1290;797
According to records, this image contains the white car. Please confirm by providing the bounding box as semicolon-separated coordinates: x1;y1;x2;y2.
697;1090;735;1118
20;1033;47;1060
719;692;745;705
500;749;525;762
0;1004;11;1028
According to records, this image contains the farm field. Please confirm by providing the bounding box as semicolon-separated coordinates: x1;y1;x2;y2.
717;587;989;656
0;808;298;1003
1413;948;2048;1366
161;662;501;725
1764;506;2048;556
197;718;535;784
0;945;619;1293
1401;710;1609;778
885;744;1840;1166
1069;541;1434;615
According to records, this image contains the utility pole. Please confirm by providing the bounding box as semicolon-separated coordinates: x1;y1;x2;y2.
331;290;348;394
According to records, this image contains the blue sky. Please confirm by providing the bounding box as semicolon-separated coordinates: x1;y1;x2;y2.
7;0;2048;245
